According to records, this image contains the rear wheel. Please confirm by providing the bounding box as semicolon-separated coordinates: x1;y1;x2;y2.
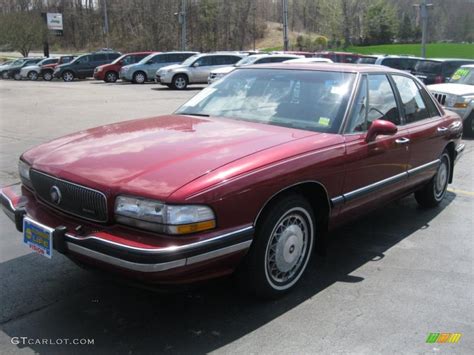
1;71;8;79
104;71;118;83
62;71;74;82
240;194;315;299
13;72;21;80
42;70;53;81
171;74;188;90
133;71;146;84
415;150;450;208
463;112;474;137
28;71;38;81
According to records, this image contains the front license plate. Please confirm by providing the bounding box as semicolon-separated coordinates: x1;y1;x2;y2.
23;218;53;259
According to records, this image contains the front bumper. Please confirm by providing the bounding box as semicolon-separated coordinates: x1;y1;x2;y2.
20;69;30;78
1;184;253;283
93;70;104;80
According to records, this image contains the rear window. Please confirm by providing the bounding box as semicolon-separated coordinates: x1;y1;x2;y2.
414;60;442;74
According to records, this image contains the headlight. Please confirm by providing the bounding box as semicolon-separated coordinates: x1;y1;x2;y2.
97;67;103;72
114;196;216;235
121;67;129;72
18;160;33;189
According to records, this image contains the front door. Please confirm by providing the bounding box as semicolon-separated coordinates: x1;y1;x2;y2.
339;74;411;219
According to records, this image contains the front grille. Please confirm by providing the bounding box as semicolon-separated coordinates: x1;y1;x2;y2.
433;93;447;105
30;170;108;223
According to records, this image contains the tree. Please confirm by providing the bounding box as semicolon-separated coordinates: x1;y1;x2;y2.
398;12;413;42
0;12;46;56
365;0;398;45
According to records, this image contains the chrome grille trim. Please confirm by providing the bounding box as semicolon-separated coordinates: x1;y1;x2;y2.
30;169;108;223
433;92;446;106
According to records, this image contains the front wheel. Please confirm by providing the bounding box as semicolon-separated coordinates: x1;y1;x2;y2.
241;194;315;299
132;71;146;84
171;74;188;90
1;71;8;79
42;71;53;81
13;72;21;80
104;71;118;83
62;71;74;82
415;151;451;208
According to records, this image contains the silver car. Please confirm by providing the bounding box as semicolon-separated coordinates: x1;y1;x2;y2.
157;52;244;90
20;58;59;80
120;52;197;84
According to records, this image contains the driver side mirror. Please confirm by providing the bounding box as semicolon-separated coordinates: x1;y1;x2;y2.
365;120;398;142
192;62;200;67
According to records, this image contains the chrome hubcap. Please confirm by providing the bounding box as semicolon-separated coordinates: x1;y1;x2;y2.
64;73;73;81
175;77;186;89
435;158;448;198
266;211;309;285
136;74;144;83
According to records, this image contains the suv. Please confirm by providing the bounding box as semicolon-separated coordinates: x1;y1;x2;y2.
413;58;474;85
40;56;76;81
94;51;155;83
357;55;422;73
53;51;121;82
120;52;197;84
157;52;244;89
314;51;361;63
20;57;59;80
428;64;474;136
5;58;43;80
207;54;302;84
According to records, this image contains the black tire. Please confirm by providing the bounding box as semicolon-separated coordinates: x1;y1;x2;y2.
42;70;53;81
104;71;118;83
13;72;21;80
463;113;474;137
1;71;8;79
240;194;316;299
171;74;188;90
62;71;74;82
415;150;451;208
132;71;146;84
28;71;38;81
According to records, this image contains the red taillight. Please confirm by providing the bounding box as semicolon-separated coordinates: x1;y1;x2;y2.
434;75;444;84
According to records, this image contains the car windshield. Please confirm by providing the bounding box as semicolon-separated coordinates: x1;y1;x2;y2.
181;54;200;66
235;55;262;67
176;68;355;133
449;67;474;85
137;53;157;64
12;59;25;66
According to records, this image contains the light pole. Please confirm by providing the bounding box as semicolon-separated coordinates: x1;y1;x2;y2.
103;0;109;49
414;0;433;58
175;0;187;51
282;0;289;51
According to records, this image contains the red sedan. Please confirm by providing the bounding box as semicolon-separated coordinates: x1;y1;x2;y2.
1;64;464;298
93;51;155;83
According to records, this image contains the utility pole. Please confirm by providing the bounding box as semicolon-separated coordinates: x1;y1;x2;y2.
176;0;187;51
103;0;110;49
414;0;433;58
282;0;289;51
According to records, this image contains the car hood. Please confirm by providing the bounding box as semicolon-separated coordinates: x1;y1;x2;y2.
158;64;182;73
427;83;474;96
23;115;316;199
22;65;39;71
211;66;236;75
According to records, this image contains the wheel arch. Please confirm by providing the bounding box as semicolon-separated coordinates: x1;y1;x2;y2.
444;142;455;183
172;72;189;83
254;181;331;230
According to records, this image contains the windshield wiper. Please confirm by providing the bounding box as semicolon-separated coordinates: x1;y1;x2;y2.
177;112;210;117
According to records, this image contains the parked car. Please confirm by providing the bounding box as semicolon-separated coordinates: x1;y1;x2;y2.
20;58;59;80
357;55;422;73
53;51;121;82
207;54;302;84
119;52;197;84
1;64;464;298
6;58;43;80
283;58;334;64
271;51;315;58
157;52;244;89
0;60;14;74
428;64;474;136
314;51;362;63
40;56;76;81
94;51;155;83
413;58;474;85
0;59;23;79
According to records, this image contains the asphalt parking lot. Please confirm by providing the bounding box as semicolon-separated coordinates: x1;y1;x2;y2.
0;79;473;354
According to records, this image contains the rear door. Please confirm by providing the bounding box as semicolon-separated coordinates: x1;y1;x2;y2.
391;74;447;188
76;55;92;76
340;74;411;218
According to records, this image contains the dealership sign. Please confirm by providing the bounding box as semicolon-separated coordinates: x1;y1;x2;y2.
46;13;63;35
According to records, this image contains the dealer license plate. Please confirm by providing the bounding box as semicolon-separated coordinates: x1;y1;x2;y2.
23;217;53;259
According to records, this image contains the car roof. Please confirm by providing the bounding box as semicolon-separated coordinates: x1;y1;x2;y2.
242;62;404;74
418;58;474;62
461;64;474;68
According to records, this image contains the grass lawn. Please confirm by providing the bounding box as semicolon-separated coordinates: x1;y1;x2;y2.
343;43;474;59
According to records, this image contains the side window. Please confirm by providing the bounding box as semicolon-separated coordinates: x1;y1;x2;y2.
178;53;193;62
419;84;441;117
77;55;90;64
134;54;148;62
392;75;431;123
165;54;181;63
108;53;120;61
92;54;107;62
346;75;401;133
194;56;213;66
255;57;273;64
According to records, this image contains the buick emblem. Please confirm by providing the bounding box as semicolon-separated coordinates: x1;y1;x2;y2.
50;186;62;205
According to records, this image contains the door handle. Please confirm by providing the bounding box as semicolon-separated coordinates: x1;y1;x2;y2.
437;126;448;133
395;137;410;144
